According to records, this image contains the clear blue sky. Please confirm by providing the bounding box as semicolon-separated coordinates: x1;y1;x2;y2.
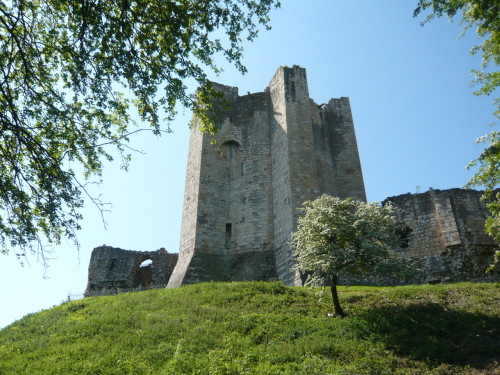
0;1;496;328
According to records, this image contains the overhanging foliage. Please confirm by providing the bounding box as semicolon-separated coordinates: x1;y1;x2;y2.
0;0;280;263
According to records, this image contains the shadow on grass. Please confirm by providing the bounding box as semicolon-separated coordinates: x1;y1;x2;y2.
351;303;499;369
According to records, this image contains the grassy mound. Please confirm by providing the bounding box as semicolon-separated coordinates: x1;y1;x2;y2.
0;282;498;374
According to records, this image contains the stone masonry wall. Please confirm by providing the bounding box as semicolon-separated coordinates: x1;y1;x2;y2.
168;83;277;286
269;66;305;286
87;189;498;293
322;98;366;201
87;68;499;291
166;107;205;287
384;188;499;284
85;246;178;297
168;65;367;287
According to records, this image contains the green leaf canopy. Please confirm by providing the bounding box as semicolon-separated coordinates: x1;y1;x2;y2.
0;0;280;262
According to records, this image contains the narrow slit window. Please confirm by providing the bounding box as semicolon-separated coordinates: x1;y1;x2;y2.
225;223;232;249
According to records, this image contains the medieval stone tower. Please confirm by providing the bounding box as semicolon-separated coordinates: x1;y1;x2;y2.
167;65;366;287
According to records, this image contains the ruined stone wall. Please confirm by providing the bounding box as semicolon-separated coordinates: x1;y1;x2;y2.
383;188;499;284
84;246;178;297
86;189;498;293
86;68;498;291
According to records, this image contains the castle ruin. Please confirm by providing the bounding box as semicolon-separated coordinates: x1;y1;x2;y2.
84;247;177;297
84;66;499;294
383;188;498;284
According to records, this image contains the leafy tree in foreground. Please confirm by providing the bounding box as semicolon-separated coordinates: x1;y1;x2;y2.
0;0;280;264
414;0;499;270
293;195;412;317
466;131;500;270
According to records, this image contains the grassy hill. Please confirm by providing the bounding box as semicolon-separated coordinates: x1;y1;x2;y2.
0;282;498;374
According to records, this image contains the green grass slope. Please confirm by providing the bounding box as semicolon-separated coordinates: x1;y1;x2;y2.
0;282;499;374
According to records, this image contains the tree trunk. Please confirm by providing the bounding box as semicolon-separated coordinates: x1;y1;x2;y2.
330;274;346;317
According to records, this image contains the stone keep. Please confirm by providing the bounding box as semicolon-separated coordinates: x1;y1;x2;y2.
167;65;366;287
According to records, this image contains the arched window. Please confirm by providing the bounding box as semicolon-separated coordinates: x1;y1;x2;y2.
221;140;240;160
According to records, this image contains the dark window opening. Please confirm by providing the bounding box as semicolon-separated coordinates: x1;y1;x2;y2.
106;258;116;270
225;223;232;249
395;225;412;249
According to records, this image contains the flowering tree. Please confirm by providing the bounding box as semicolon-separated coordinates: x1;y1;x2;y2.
293;195;412;317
